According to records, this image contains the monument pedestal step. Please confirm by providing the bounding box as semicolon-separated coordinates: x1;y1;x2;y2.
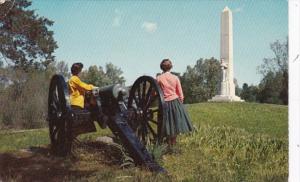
209;95;244;102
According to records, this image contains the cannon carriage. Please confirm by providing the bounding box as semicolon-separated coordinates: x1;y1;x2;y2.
47;74;166;172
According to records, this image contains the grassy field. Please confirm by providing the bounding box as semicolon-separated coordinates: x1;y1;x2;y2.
0;102;288;181
188;102;287;138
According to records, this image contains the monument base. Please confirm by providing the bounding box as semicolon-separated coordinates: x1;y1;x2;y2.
209;95;244;102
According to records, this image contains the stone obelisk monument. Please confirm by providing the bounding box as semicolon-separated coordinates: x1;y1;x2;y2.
210;6;243;102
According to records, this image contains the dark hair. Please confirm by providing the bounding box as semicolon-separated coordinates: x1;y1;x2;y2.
160;59;173;72
71;62;83;75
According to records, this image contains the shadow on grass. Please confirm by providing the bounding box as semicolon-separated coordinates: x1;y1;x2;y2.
0;141;127;181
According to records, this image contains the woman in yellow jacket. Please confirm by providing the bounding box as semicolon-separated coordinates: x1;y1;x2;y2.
68;62;94;110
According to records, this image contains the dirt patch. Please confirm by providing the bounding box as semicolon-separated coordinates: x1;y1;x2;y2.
0;141;127;181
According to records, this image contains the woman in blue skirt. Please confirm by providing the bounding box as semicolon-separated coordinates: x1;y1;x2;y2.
156;59;193;146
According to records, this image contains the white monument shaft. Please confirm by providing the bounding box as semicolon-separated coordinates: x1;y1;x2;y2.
210;6;243;102
221;7;234;96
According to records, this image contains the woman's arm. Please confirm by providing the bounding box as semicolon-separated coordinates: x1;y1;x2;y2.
175;77;184;103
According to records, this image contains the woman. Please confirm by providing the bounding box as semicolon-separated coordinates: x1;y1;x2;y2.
156;59;193;147
68;62;94;110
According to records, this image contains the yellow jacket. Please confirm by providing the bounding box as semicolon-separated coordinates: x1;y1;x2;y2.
68;75;94;108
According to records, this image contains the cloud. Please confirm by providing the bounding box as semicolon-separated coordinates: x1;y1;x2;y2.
141;21;158;33
233;6;243;13
112;9;122;27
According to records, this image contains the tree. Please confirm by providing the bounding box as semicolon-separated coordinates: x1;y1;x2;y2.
202;58;221;98
180;57;221;103
257;38;288;105
257;71;283;104
240;83;259;102
55;61;69;78
81;63;125;88
0;65;52;128
258;38;288;76
105;63;125;84
280;71;288;104
81;65;107;87
0;0;58;70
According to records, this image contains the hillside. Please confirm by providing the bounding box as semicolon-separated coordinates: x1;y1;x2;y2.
188;102;288;137
0;102;288;181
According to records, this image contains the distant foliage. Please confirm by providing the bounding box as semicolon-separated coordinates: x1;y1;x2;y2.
105;63;125;84
257;38;288;105
81;63;125;87
239;38;288;105
0;67;55;129
258;39;288;77
80;65;106;86
180;57;221;103
54;61;70;78
257;71;284;104
240;83;259;102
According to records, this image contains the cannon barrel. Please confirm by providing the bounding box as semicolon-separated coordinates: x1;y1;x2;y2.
93;84;128;116
96;84;128;100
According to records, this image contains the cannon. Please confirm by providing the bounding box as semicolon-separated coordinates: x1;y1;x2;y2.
47;74;166;172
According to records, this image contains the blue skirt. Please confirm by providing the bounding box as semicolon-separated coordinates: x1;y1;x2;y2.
162;98;193;137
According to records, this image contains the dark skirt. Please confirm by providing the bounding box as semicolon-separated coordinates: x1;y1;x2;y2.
162;98;193;137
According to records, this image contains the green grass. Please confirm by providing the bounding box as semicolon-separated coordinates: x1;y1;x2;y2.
0;129;49;152
0;102;288;181
188;102;287;138
165;125;287;181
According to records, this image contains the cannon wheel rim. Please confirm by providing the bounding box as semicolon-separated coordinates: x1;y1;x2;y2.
127;76;165;144
48;74;72;156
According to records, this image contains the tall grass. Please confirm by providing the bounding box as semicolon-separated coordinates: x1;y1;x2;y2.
164;125;288;181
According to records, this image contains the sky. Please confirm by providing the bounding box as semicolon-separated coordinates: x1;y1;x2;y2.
30;0;287;86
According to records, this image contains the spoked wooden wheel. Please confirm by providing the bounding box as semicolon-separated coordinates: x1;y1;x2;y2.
48;74;72;156
127;76;165;144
